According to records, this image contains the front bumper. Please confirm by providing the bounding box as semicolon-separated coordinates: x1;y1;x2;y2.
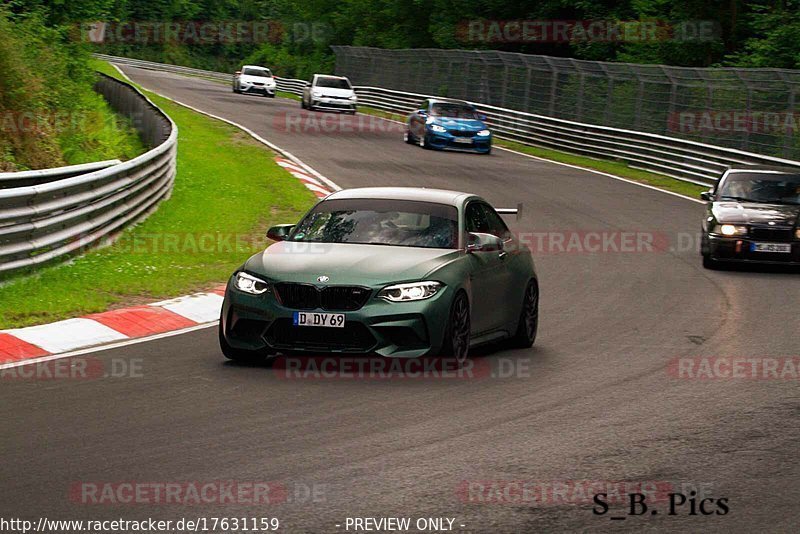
426;130;491;152
220;279;452;358
241;84;275;95
310;97;357;111
705;234;800;265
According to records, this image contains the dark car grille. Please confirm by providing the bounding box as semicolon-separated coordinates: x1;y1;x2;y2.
274;283;372;311
750;226;794;242
448;129;477;137
265;319;376;351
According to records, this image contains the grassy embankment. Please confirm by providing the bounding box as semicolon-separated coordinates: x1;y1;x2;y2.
0;12;144;171
0;60;316;328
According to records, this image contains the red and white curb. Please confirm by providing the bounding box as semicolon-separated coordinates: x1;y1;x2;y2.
275;156;334;198
0;286;226;366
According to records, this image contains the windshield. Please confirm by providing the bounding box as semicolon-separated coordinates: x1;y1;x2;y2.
291;199;458;249
430;103;479;119
718;172;800;205
315;76;351;89
243;67;271;77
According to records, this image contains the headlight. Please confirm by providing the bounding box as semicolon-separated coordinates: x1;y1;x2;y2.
714;224;748;236
426;116;435;125
430;124;447;133
234;272;270;295
477;129;491;136
311;90;322;97
378;281;442;302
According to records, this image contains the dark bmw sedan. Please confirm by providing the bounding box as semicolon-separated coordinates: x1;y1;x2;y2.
700;166;800;268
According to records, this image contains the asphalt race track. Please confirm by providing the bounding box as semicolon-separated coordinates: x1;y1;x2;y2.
2;66;799;532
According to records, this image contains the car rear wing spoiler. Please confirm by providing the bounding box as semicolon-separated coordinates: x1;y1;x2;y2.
496;203;523;221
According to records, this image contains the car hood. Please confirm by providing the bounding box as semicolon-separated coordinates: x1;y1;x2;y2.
431;117;486;131
313;87;354;98
244;242;461;285
712;201;800;225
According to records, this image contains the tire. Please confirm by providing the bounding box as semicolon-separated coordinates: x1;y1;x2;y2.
219;321;273;365
509;280;539;348
702;255;721;270
440;291;471;364
404;130;414;144
419;133;430;149
301;99;307;109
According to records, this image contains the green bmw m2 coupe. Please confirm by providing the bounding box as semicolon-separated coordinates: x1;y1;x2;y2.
219;187;539;364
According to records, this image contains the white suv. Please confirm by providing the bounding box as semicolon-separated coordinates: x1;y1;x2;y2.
301;74;357;114
233;65;276;97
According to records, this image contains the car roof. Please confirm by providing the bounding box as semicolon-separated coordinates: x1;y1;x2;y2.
314;74;348;79
241;65;269;70
726;165;800;174
325;187;474;206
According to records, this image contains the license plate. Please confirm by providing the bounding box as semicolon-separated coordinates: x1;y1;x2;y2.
453;137;473;144
293;312;345;328
751;242;792;253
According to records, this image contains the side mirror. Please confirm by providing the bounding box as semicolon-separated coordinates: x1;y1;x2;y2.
700;191;714;201
235;71;241;76
417;109;427;116
266;224;295;241
467;232;504;253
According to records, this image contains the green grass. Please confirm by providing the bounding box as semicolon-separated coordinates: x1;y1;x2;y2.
356;106;708;199
0;62;316;328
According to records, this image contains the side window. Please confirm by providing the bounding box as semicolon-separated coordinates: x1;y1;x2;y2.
465;202;490;234
480;204;511;239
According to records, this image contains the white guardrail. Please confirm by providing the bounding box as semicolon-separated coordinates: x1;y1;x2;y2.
95;54;800;188
0;72;176;275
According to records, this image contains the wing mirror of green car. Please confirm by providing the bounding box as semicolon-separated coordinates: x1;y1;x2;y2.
266;224;295;241
467;232;504;253
700;190;714;201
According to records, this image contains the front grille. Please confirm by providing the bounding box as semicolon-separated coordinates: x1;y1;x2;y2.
750;227;794;242
265;319;376;351
274;283;319;309
320;286;372;311
449;130;476;137
274;283;372;311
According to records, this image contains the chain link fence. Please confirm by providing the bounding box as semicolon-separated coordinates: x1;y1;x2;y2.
332;46;800;160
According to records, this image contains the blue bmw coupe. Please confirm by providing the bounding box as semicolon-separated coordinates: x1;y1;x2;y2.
405;99;492;154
